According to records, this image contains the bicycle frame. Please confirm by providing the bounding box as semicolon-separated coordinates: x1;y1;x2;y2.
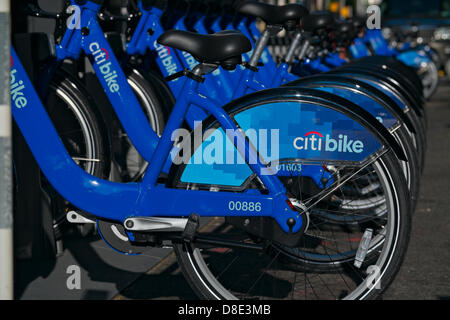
128;1;431;104
52;0;291;184
127;2;424;142
11;0;413;241
126;3;297;113
123;2;408;184
11;44;306;234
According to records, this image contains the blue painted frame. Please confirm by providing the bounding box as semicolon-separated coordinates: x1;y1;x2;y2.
11;1;411;238
11;44;308;234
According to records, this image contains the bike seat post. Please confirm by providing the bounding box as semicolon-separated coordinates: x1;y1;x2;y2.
248;24;282;68
237;1;308;68
284;28;303;64
298;37;311;62
191;62;219;78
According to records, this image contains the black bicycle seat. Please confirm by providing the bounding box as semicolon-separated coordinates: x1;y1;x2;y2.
333;21;355;44
236;1;309;26
158;30;252;69
337;21;353;34
302;12;335;33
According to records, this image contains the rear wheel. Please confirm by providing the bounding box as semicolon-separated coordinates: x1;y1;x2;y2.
172;147;411;300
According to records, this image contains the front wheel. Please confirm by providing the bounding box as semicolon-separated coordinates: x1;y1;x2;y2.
418;60;439;100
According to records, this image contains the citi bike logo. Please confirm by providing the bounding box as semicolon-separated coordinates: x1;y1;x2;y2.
154;41;179;78
10;59;27;109
89;42;120;93
293;131;365;154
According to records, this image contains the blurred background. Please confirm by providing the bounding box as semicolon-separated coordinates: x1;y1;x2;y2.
268;0;450;76
14;0;450;76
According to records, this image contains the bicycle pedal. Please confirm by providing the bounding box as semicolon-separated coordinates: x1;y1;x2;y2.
182;213;200;243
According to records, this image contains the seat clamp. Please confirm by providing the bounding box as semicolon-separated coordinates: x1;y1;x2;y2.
165;69;205;83
279;58;295;66
242;62;259;72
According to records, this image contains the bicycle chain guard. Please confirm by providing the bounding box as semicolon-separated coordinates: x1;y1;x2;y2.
97;220;150;255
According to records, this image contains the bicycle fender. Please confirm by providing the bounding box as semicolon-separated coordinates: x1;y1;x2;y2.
327;68;424;117
170;87;407;189
285;75;417;134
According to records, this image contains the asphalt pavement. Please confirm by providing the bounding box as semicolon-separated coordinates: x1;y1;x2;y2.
383;78;450;300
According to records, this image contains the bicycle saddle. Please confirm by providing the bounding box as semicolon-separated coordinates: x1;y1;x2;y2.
236;1;309;27
336;21;353;34
157;30;252;70
302;12;335;33
334;21;355;42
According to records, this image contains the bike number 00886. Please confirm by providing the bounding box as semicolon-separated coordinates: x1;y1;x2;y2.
228;201;262;212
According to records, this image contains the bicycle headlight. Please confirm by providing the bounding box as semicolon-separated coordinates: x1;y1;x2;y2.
382;27;392;40
434;27;450;41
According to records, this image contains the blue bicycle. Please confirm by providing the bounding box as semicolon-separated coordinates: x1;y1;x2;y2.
99;0;419;278
11;0;414;300
99;0;420;241
101;1;422;212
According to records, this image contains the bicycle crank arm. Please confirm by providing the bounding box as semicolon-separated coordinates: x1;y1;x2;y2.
124;217;188;233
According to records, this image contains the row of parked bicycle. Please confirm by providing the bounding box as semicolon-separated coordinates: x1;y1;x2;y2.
11;0;439;300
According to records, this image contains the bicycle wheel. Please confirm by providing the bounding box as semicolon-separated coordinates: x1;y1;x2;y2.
418;60;439;100
173;151;410;300
327;71;427;168
169;91;411;300
44;70;109;234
